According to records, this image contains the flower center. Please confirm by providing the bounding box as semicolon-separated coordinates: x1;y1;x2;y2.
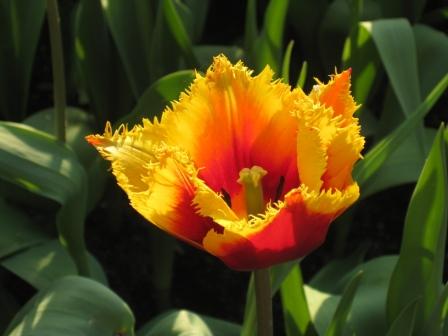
237;166;267;217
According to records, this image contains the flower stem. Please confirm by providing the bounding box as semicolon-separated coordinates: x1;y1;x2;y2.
254;268;273;336
46;0;66;142
238;166;273;336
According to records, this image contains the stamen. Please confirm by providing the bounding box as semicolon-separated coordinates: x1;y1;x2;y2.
237;166;267;216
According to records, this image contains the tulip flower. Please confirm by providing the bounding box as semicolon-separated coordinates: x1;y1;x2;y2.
86;55;364;271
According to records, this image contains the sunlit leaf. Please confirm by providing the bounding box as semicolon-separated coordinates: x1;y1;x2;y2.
325;271;363;336
281;40;294;84
5;276;134;336
2;239;107;289
280;264;316;336
0;122;90;276
137;310;240;336
387;125;447;334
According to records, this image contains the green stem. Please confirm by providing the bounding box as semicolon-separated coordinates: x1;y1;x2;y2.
238;166;273;336
254;268;273;336
46;0;66;142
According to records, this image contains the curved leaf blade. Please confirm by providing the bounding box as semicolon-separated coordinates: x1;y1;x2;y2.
386;125;448;333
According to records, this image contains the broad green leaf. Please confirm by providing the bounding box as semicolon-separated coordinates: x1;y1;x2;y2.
24;107;96;168
281;40;294;84
387;125;448;334
137;310;240;336
24;108;107;211
361;128;436;199
254;0;290;73
0;199;49;259
385;299;419;336
6;276;134;336
0;122;90;276
101;0;154;97
0;0;46;120
1;239;107;289
414;24;448;98
308;256;398;336
241;260;298;336
280;264;316;336
370;19;420;117
369;18;427;157
310;246;367;293
325;271;363;336
120;70;195;126
0;281;21;335
74;0;134;124
354;73;448;187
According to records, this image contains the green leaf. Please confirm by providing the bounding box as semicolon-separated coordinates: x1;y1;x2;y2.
310;246;367;293
369;18;427;157
361;128;436;199
6;275;134;336
0;0;46;120
281;40;294;84
370;19;420;117
1;239;107;289
385;299;419;336
296;61;308;89
24;108;107;212
254;0;290;73
414;24;448;99
120;70;195;127
101;0;154;97
280;264;316;336
354;73;448;187
307;256;398;336
325;271;363;336
161;0;198;68
244;0;257;63
425;282;448;336
184;0;209;42
0;122;90;276
74;0;134;123
387;125;447;334
137;310;240;336
0;199;49;259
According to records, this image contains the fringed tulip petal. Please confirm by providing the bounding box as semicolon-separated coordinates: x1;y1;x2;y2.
87;55;364;270
86;124;218;248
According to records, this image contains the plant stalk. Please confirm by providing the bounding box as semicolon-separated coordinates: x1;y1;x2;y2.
46;0;66;142
254;268;273;336
238;166;273;336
